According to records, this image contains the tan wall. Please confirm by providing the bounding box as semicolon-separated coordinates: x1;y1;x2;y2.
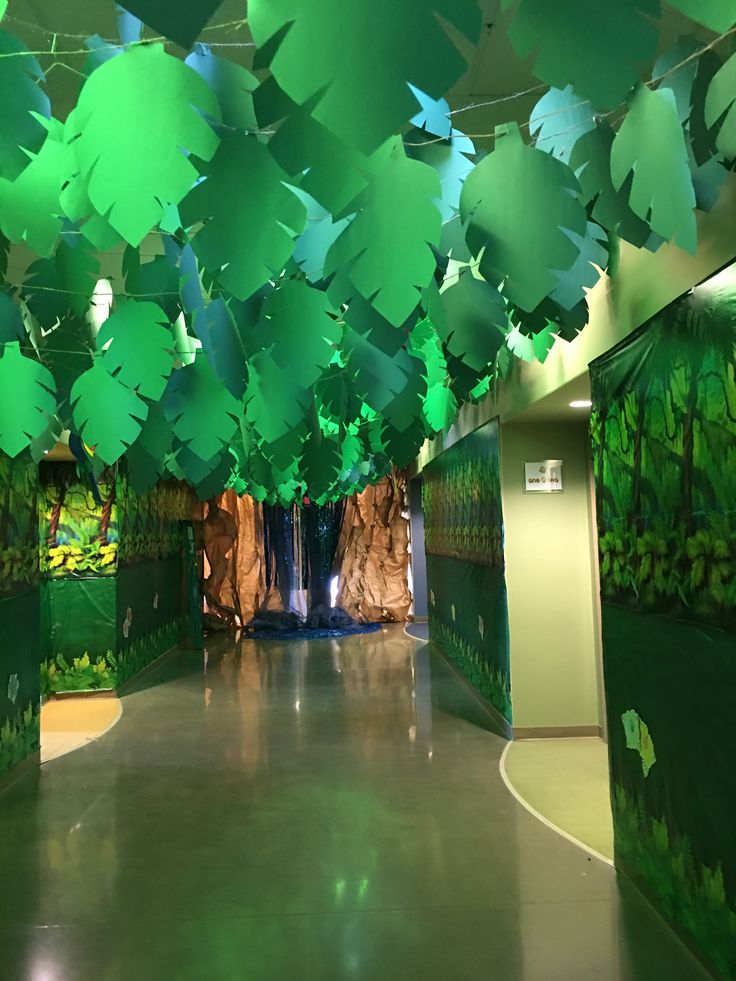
500;421;602;731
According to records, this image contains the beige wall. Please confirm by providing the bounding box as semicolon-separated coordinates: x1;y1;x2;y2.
500;421;602;731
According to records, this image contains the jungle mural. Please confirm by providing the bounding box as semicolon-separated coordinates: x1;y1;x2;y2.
423;419;511;723
590;267;736;978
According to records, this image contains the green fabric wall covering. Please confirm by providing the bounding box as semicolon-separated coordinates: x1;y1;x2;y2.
423;419;511;722
40;577;116;660
590;271;736;978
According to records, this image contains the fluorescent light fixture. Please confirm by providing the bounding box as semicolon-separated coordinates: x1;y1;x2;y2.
569;399;592;409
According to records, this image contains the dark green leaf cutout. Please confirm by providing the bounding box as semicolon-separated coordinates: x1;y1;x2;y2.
302;432;342;500
122;246;181;323
0;341;56;457
664;0;736;32
248;0;481;153
529;85;596;163
439;270;508;373
63;44;221;246
405;126;476;222
502;0;661;110
705;51;736;160
163;357;241;462
181;132;306;301
611;85;697;253
460;124;587;312
341;309;415;414
292;192;353;284
0;293;23;343
185;45;259;131
116;0;227;49
124;402;172;494
548;221;608;311
38;316;96;429
70;358;148;464
0;29;50;180
97;300;174;401
25;240;100;329
195;298;249;401
244;351;312;444
326;138;442;326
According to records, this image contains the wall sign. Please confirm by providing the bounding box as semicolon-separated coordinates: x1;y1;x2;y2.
524;460;563;493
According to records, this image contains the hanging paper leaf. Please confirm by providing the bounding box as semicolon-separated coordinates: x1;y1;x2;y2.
0;3;7;20
250;279;341;391
652;37;700;124
292;192;353;284
302;432;342;500
439;270;508;373
163;358;241;462
529;85;596;163
410;317;457;433
611;85;697;253
96;300;174;401
315;365;363;425
0;118;65;257
405;127;475;222
122;247;181;323
548;222;608;311
63;44;221;246
0;342;56;457
0;293;23;343
341;315;415;413
664;0;736;32
38;316;96;428
381;351;428;433
326;138;442;326
24;239;100;328
124;402;172;493
181;132;306;301
409;88;452;139
502;0;660;110
70;359;148;464
461;124;587;312
704;51;736;160
0;30;50;180
244;351;312;444
249;0;480;154
185;45;259;131
116;0;226;49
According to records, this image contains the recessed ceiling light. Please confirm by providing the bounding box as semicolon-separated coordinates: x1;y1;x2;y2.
569;400;592;409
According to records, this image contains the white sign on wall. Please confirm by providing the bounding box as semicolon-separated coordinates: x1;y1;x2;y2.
524;460;563;493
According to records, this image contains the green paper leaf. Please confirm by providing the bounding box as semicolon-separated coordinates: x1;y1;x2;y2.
38;316;96;428
664;0;736;32
302;432;342;499
405;126;475;222
461;124;587;312
63;44;221;246
116;0;226;49
315;365;362;425
326;138;442;326
549;221;608;311
652;37;700;124
181;132;306;300
342;308;416;414
244;350;312;444
249;0;480;154
122;247;181;323
163;358;241;462
24;239;100;329
97;300;174;401
529;85;595;163
124;402;172;493
185;44;259;131
0;293;24;343
381;351;428;433
292;192;352;284
705;50;736;160
196;298;249;400
0;117;65;257
0;341;56;457
502;0;660;110
611;85;697;253
0;30;50;180
70;358;149;464
439;270;508;372
0;2;7;21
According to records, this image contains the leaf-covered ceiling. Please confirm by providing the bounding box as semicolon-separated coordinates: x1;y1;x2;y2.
0;0;733;504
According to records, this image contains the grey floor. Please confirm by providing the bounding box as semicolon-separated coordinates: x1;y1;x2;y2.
0;627;711;980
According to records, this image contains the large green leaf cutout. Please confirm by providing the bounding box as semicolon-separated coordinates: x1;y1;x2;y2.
250;279;341;390
244;351;312;444
116;0;226;49
460;124;587;312
0;30;50;180
705;51;736;160
611;85;697;253
122;247;181;323
404;127;475;222
439;271;508;373
97;300;174;401
0;342;56;457
664;0;736;31
341;305;416;414
70;359;148;464
181;132;306;301
502;0;661;110
248;0;481;154
529;86;595;164
25;240;100;329
292;193;353;284
124;402;172;494
163;358;241;462
63;44;221;246
302;432;342;500
326;138;441;326
185;45;258;131
0;118;65;257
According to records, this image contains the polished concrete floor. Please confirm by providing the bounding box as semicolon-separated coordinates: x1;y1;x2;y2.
0;627;711;981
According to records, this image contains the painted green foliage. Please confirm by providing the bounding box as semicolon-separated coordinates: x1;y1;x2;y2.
116;474;193;565
0;455;39;595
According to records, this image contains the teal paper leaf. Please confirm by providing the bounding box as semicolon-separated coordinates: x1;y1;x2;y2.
460;124;587;312
326;138;442;326
248;0;481;153
529;85;596;163
664;0;736;32
704;51;736;160
181;132;306;301
24;239;100;328
97;300;174;401
0;30;50;180
116;0;226;49
611;85;697;253
292;191;352;283
502;0;661;110
70;359;148;464
0;293;24;343
185;45;258;131
409;88;452;139
548;222;608;311
0;342;56;457
196;298;249;400
63;44;221;246
163;358;241;461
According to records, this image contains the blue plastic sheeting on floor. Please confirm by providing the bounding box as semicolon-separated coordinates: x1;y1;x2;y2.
245;622;383;641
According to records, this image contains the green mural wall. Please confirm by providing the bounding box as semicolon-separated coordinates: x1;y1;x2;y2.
423;419;511;723
0;456;40;781
590;269;736;978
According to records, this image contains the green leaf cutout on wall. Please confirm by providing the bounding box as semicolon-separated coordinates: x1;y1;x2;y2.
181;132;306;301
0;29;50;180
0;342;56;457
71;359;148;464
63;44;221;246
116;0;226;49
248;0;481;154
461;124;587;312
611;85;697;253
97;300;174;401
502;0;661;110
